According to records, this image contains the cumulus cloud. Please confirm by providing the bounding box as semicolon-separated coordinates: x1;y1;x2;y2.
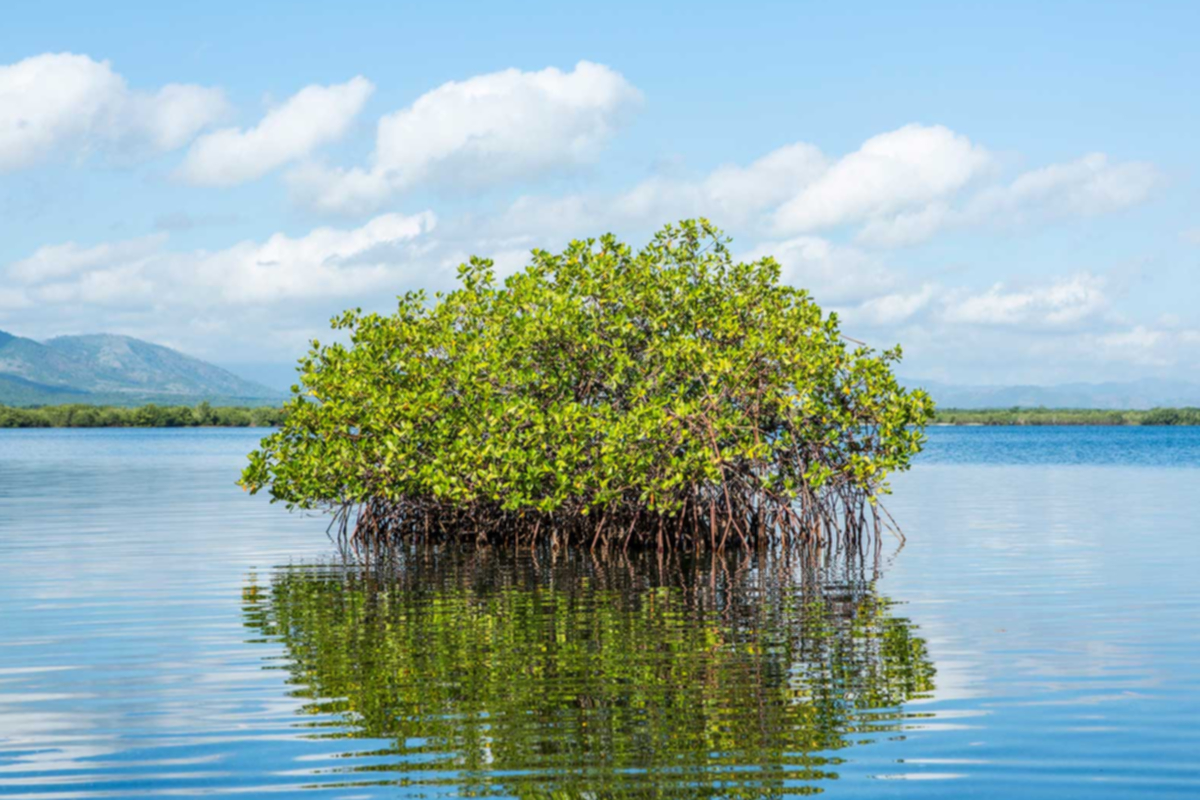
701;144;831;211
825;271;1197;382
497;126;991;244
771;124;993;235
967;153;1161;224
289;61;642;213
855;203;954;248
941;274;1108;328
854;284;940;326
0;52;227;171
857;153;1162;246
0;213;564;359
8;234;167;284
199;212;437;303
1084;325;1200;368
834;273;1110;332
177;77;374;186
492;144;828;240
741;236;894;305
491;124;1157;253
4;212;437;317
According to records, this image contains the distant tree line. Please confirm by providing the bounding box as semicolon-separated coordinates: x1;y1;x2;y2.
5;403;1197;430
0;401;285;428
932;407;1200;426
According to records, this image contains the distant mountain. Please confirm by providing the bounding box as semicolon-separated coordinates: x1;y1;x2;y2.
0;373;92;406
907;377;1200;410
0;330;283;407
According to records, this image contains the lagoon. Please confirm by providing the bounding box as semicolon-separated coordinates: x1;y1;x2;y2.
1;427;1198;797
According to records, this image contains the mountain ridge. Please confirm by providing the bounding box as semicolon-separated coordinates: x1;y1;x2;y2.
0;329;283;407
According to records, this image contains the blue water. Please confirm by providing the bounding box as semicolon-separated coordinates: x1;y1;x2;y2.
0;427;1198;797
921;425;1200;466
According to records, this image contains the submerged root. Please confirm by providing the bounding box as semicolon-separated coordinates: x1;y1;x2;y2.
327;480;901;560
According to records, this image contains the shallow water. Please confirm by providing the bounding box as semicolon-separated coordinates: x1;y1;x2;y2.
0;427;1198;797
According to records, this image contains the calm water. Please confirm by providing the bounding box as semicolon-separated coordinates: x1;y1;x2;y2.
1;427;1198;798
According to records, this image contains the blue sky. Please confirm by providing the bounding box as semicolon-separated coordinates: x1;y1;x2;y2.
1;0;1197;385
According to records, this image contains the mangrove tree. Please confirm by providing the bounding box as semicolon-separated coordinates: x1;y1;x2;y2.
241;220;933;551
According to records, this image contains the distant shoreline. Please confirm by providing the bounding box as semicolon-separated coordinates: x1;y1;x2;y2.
932;408;1200;426
3;403;1200;429
0;403;284;428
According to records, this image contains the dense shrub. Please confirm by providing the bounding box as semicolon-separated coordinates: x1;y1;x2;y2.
242;220;934;551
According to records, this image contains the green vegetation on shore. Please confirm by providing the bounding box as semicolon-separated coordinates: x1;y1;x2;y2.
5;403;1198;431
0;401;284;428
932;407;1200;425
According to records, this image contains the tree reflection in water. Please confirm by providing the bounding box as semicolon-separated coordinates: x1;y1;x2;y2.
243;547;935;797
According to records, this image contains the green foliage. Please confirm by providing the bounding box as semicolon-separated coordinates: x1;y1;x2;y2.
243;220;933;549
0;403;285;428
243;549;935;797
932;407;1200;426
1140;407;1200;426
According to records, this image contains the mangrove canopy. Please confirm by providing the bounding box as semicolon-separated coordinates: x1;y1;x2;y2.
242;219;933;551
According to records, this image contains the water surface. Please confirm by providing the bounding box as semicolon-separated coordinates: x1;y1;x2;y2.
0;427;1198;797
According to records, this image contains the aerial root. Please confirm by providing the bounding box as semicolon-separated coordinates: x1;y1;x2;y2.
329;480;896;560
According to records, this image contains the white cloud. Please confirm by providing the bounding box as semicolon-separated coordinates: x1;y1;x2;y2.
1180;227;1200;245
772;124;992;234
942;274;1108;327
693;143;830;217
856;203;953;247
177;77;374;186
487;124;1155;257
0;212;491;359
607;143;831;226
1086;325;1200;367
34;261;156;308
828;272;1200;382
476;125;1158;257
968;153;1160;224
0;53;227;171
1098;325;1164;353
194;212;436;303
4;212;437;314
852;153;1160;247
854;284;939;326
834;273;1111;332
289;61;642;213
491;144;827;240
8;235;166;284
742;236;894;305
